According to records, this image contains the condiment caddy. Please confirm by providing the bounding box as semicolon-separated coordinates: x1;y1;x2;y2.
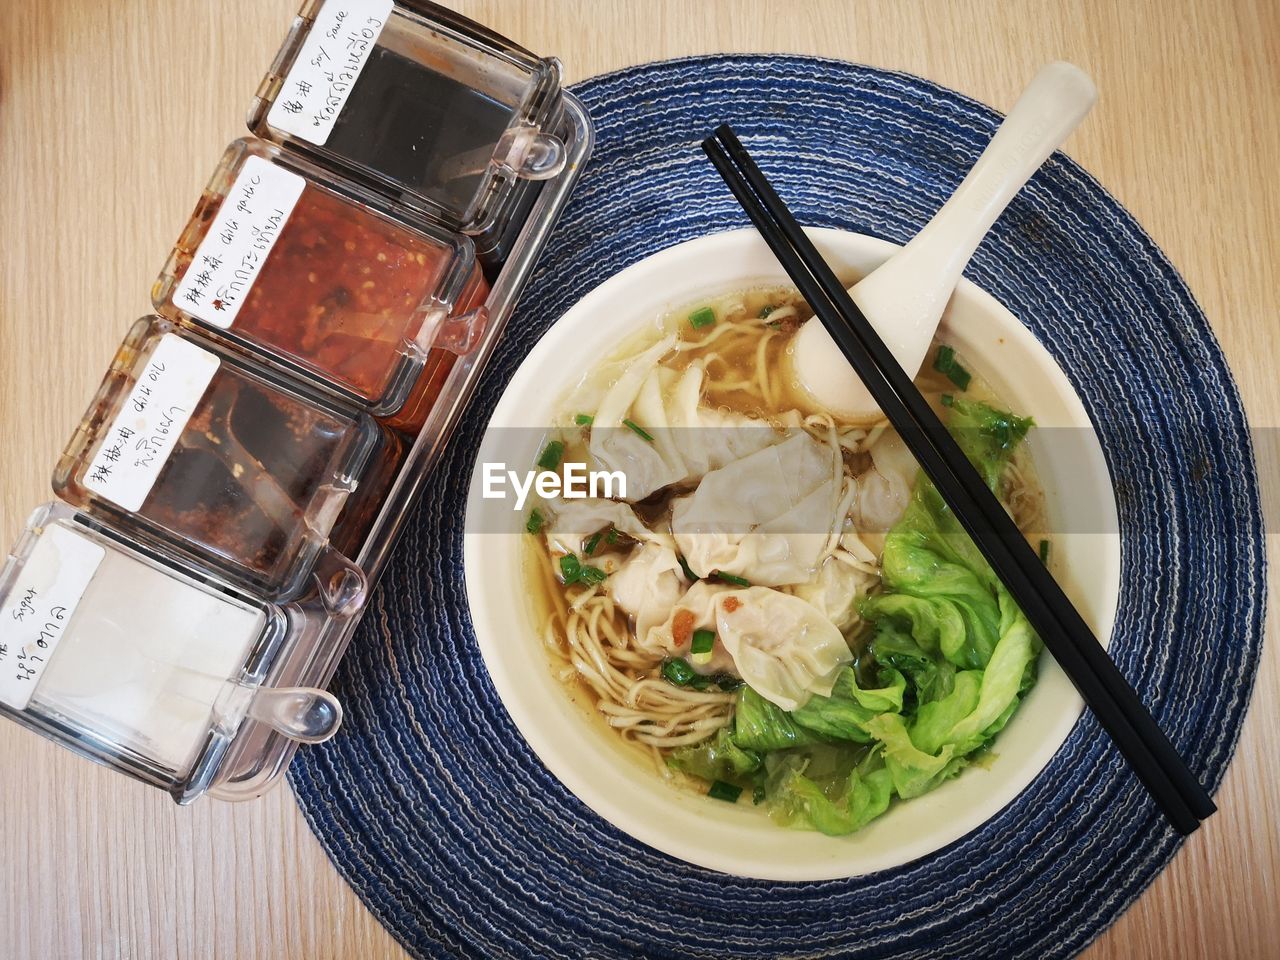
0;0;593;803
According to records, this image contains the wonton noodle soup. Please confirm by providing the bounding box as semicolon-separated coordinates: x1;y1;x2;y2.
524;286;1048;834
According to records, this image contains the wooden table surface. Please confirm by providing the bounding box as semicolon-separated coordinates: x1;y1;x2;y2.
2;1;1276;957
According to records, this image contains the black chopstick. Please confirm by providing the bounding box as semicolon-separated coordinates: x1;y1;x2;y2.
702;124;1214;834
709;123;1216;823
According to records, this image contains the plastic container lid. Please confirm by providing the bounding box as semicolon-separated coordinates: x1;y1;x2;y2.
51;316;392;611
0;503;346;801
0;503;285;797
152;138;489;419
247;0;566;248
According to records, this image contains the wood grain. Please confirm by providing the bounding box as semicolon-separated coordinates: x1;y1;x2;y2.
1;1;1276;957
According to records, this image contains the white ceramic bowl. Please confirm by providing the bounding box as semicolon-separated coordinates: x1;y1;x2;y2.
463;227;1120;881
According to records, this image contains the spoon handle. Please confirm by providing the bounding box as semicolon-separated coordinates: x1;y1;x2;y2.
853;61;1098;374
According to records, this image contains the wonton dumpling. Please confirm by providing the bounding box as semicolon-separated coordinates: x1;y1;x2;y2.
672;431;838;586
609;543;688;640
643;580;736;671
790;554;878;633
664;362;786;477
543;497;674;557
715;587;853;711
855;429;918;534
586;344;785;501
587;336;687;500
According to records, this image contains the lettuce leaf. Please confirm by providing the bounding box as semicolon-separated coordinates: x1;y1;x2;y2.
672;400;1042;838
870;397;1035;672
876;491;1003;669
859;592;966;659
734;685;827;751
863;593;1040;796
865;619;957;701
866;620;957;705
864;712;965;798
668;727;762;783
787;666;906;742
766;751;895;835
947;397;1033;490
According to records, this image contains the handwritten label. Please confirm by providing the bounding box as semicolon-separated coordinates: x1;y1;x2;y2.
172;156;305;328
83;335;221;512
0;526;104;710
267;0;393;145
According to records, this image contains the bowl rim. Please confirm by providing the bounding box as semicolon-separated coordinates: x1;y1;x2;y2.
463;226;1120;881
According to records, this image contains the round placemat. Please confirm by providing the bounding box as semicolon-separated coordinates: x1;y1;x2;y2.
289;56;1265;959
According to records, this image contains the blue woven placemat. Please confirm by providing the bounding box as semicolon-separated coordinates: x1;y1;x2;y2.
289;56;1266;960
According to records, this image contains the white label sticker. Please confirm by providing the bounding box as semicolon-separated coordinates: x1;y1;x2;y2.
172;156;305;329
0;526;105;710
83;335;221;513
267;0;393;145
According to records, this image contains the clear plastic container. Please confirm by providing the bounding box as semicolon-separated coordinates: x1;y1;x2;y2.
4;73;590;808
152;138;490;427
52;317;398;611
0;502;345;802
247;0;567;264
209;91;594;802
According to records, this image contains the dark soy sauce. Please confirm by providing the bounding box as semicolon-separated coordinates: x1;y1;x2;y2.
326;45;516;213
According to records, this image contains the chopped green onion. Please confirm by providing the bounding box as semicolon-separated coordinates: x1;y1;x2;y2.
712;570;751;588
622;418;654;442
686;671;741;692
584;531;603;556
560;552;607;587
662;658;697;686
758;304;776;319
932;345;972;391
559;554;581;584
708;780;743;803
689;306;716;329
525;508;545;535
690;628;715;665
605;527;619;545
1039;539;1051;564
986;412;1026;451
579;564;608;586
940;393;954;408
690;629;715;654
752;783;766;805
574;413;594;426
537;439;565;470
677;553;700;581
